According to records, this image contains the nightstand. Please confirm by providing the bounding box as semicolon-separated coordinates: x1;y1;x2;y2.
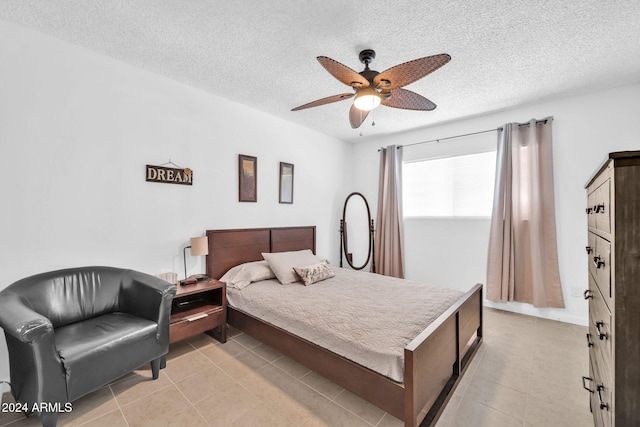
169;279;227;344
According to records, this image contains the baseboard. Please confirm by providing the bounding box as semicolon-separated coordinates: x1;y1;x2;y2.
1;377;10;395
483;300;588;326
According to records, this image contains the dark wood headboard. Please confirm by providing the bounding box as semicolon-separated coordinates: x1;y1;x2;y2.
206;226;316;279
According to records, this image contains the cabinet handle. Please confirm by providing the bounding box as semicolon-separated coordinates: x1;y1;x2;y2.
585;246;593;254
597;385;609;410
593;204;605;213
585;207;592;214
583;289;593;300
187;313;208;322
593;256;605;269
595;321;608;340
586;333;594;347
582;376;594;393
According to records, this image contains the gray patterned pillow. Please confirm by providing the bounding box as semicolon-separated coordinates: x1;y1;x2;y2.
293;261;335;286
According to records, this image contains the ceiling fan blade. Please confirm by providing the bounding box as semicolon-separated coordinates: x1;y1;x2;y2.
291;93;354;111
374;54;451;90
349;104;369;128
317;56;370;88
381;88;437;111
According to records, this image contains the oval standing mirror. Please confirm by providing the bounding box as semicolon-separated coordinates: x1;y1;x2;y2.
340;192;374;270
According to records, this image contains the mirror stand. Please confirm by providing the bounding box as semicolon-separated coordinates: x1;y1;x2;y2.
339;192;375;271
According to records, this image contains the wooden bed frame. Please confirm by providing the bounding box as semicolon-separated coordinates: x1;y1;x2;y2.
206;226;483;427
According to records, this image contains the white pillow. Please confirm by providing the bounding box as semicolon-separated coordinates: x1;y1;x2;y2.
262;250;321;284
220;261;275;289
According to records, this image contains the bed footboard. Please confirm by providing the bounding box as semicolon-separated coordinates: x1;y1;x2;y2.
404;283;483;427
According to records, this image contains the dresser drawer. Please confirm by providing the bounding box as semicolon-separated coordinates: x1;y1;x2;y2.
591;358;613;427
586;361;608;427
589;276;612;383
587;232;597;279
587;190;597;229
587;172;611;235
594;179;611;234
590;234;612;309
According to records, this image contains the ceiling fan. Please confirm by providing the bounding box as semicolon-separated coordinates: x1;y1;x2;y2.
291;49;451;129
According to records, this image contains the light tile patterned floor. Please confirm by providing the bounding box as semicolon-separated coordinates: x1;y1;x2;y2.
0;308;592;426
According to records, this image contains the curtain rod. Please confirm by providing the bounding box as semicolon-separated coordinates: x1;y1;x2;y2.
378;117;553;151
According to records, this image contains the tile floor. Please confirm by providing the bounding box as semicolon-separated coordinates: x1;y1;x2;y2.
1;308;593;427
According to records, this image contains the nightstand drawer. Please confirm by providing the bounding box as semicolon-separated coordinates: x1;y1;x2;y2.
170;306;225;343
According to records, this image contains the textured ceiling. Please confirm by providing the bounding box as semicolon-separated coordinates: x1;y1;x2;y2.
1;1;640;143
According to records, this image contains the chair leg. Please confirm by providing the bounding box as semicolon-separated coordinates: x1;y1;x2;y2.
41;411;58;427
160;354;166;369
150;357;161;379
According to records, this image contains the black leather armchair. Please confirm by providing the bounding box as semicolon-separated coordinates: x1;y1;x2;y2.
0;266;176;427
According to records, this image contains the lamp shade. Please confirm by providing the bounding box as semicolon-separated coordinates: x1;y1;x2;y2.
353;87;381;111
190;236;209;256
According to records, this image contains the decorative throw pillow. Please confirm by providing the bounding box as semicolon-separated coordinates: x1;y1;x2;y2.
293;261;335;286
262;250;321;284
220;260;275;289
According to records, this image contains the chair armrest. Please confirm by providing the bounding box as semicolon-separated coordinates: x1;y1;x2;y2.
0;292;53;343
119;271;176;342
0;291;67;406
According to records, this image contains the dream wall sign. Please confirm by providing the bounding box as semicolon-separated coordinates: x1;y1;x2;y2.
146;164;193;185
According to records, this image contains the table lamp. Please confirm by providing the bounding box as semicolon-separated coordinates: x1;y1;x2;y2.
181;235;209;285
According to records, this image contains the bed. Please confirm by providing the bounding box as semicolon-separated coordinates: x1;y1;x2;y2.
205;226;483;427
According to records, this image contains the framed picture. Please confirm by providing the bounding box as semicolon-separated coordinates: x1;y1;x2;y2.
279;162;294;204
238;154;257;202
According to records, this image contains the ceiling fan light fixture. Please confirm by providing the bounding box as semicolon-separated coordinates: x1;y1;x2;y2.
292;50;451;128
353;88;381;111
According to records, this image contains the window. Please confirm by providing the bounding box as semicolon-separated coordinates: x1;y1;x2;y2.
403;151;496;217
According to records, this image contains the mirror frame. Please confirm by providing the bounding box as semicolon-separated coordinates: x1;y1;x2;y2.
340;192;375;270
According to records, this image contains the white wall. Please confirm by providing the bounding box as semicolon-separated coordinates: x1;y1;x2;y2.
0;20;351;390
404;217;491;291
353;82;640;326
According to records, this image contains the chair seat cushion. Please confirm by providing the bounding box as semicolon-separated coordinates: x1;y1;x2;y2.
55;312;160;400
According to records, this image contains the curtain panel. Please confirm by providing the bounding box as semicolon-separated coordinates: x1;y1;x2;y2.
374;145;405;278
487;118;565;308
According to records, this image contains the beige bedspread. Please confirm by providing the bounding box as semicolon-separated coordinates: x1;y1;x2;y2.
226;267;464;382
